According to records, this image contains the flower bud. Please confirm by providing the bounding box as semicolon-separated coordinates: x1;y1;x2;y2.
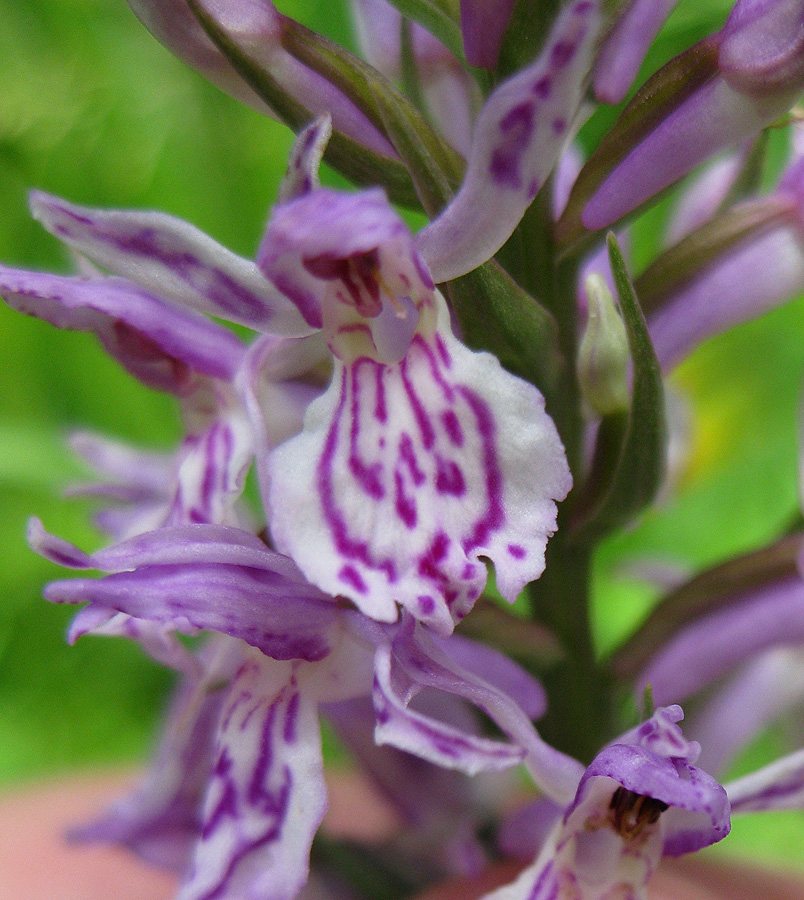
577;272;630;415
718;0;804;98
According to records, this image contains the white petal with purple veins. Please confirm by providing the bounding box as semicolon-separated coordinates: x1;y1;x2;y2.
178;655;327;900
267;294;571;633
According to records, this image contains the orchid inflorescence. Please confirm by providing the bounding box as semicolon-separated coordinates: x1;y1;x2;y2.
5;1;804;898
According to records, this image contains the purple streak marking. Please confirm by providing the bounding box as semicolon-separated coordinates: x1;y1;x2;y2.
399;356;436;450
394;470;418;529
533;76;552;98
349;361;385;499
442;410;464;446
339;564;369;594
490;102;536;189
435;457;466;496
283;691;300;744
434;333;451;367
399;433;426;485
374;362;387;423
316;367;397;583
458;387;504;552
507;544;526;559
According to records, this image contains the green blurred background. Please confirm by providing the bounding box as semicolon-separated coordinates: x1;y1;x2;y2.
1;0;803;873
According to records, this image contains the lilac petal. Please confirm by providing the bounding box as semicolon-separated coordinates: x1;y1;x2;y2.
68;607;201;675
278;116;332;204
638;577;804;705
41;525;338;662
29;192;311;336
372;641;526;775
593;0;681;103
552;142;584;220
665;149;748;245
379;622;584;803
434;634;547;721
692;649;804;776
582;75;801;232
417;0;601;283
459;0;518;69
725;747;804;813
0;266;244;391
718;0;804;97
68;431;173;494
259;187;425;333
178;655;327;900
648;224;804;370
351;0;456;77
27;517;93;569
126;0;396;158
267;294;571;633
46;566;335;662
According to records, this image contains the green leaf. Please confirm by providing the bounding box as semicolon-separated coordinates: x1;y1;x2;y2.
445;258;563;397
635;195;794;316
571;233;666;540
185;0;422;209
383;0;467;65
556;39;721;252
609;531;803;680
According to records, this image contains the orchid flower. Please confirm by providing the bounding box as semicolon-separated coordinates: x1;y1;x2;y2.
11;111;574;635
29;519;571;899
476;706;731;900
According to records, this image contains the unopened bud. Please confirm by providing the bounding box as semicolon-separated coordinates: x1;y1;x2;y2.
578;273;630;415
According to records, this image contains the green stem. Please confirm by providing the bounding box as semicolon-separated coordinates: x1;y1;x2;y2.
498;187;613;760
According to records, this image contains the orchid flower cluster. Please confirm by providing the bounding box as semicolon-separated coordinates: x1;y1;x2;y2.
7;0;804;898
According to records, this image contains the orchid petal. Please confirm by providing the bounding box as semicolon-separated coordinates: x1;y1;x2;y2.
40;525;338;662
168;403;254;527
725;747;804;813
267;293;571;633
665;149;748;245
638;577;804;705
178;655;327;900
325;695;478;830
29;192;311;336
593;0;681;104
0;266;244;392
377;622;584;803
278;116;332;204
259;187;426;333
372;640;526;775
648;224;804;370
417;0;601;282
68;608;201;675
692;649;804;776
68;430;173;495
459;0;518;69
126;0;397;158
434;634;547;721
582;75;800;232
